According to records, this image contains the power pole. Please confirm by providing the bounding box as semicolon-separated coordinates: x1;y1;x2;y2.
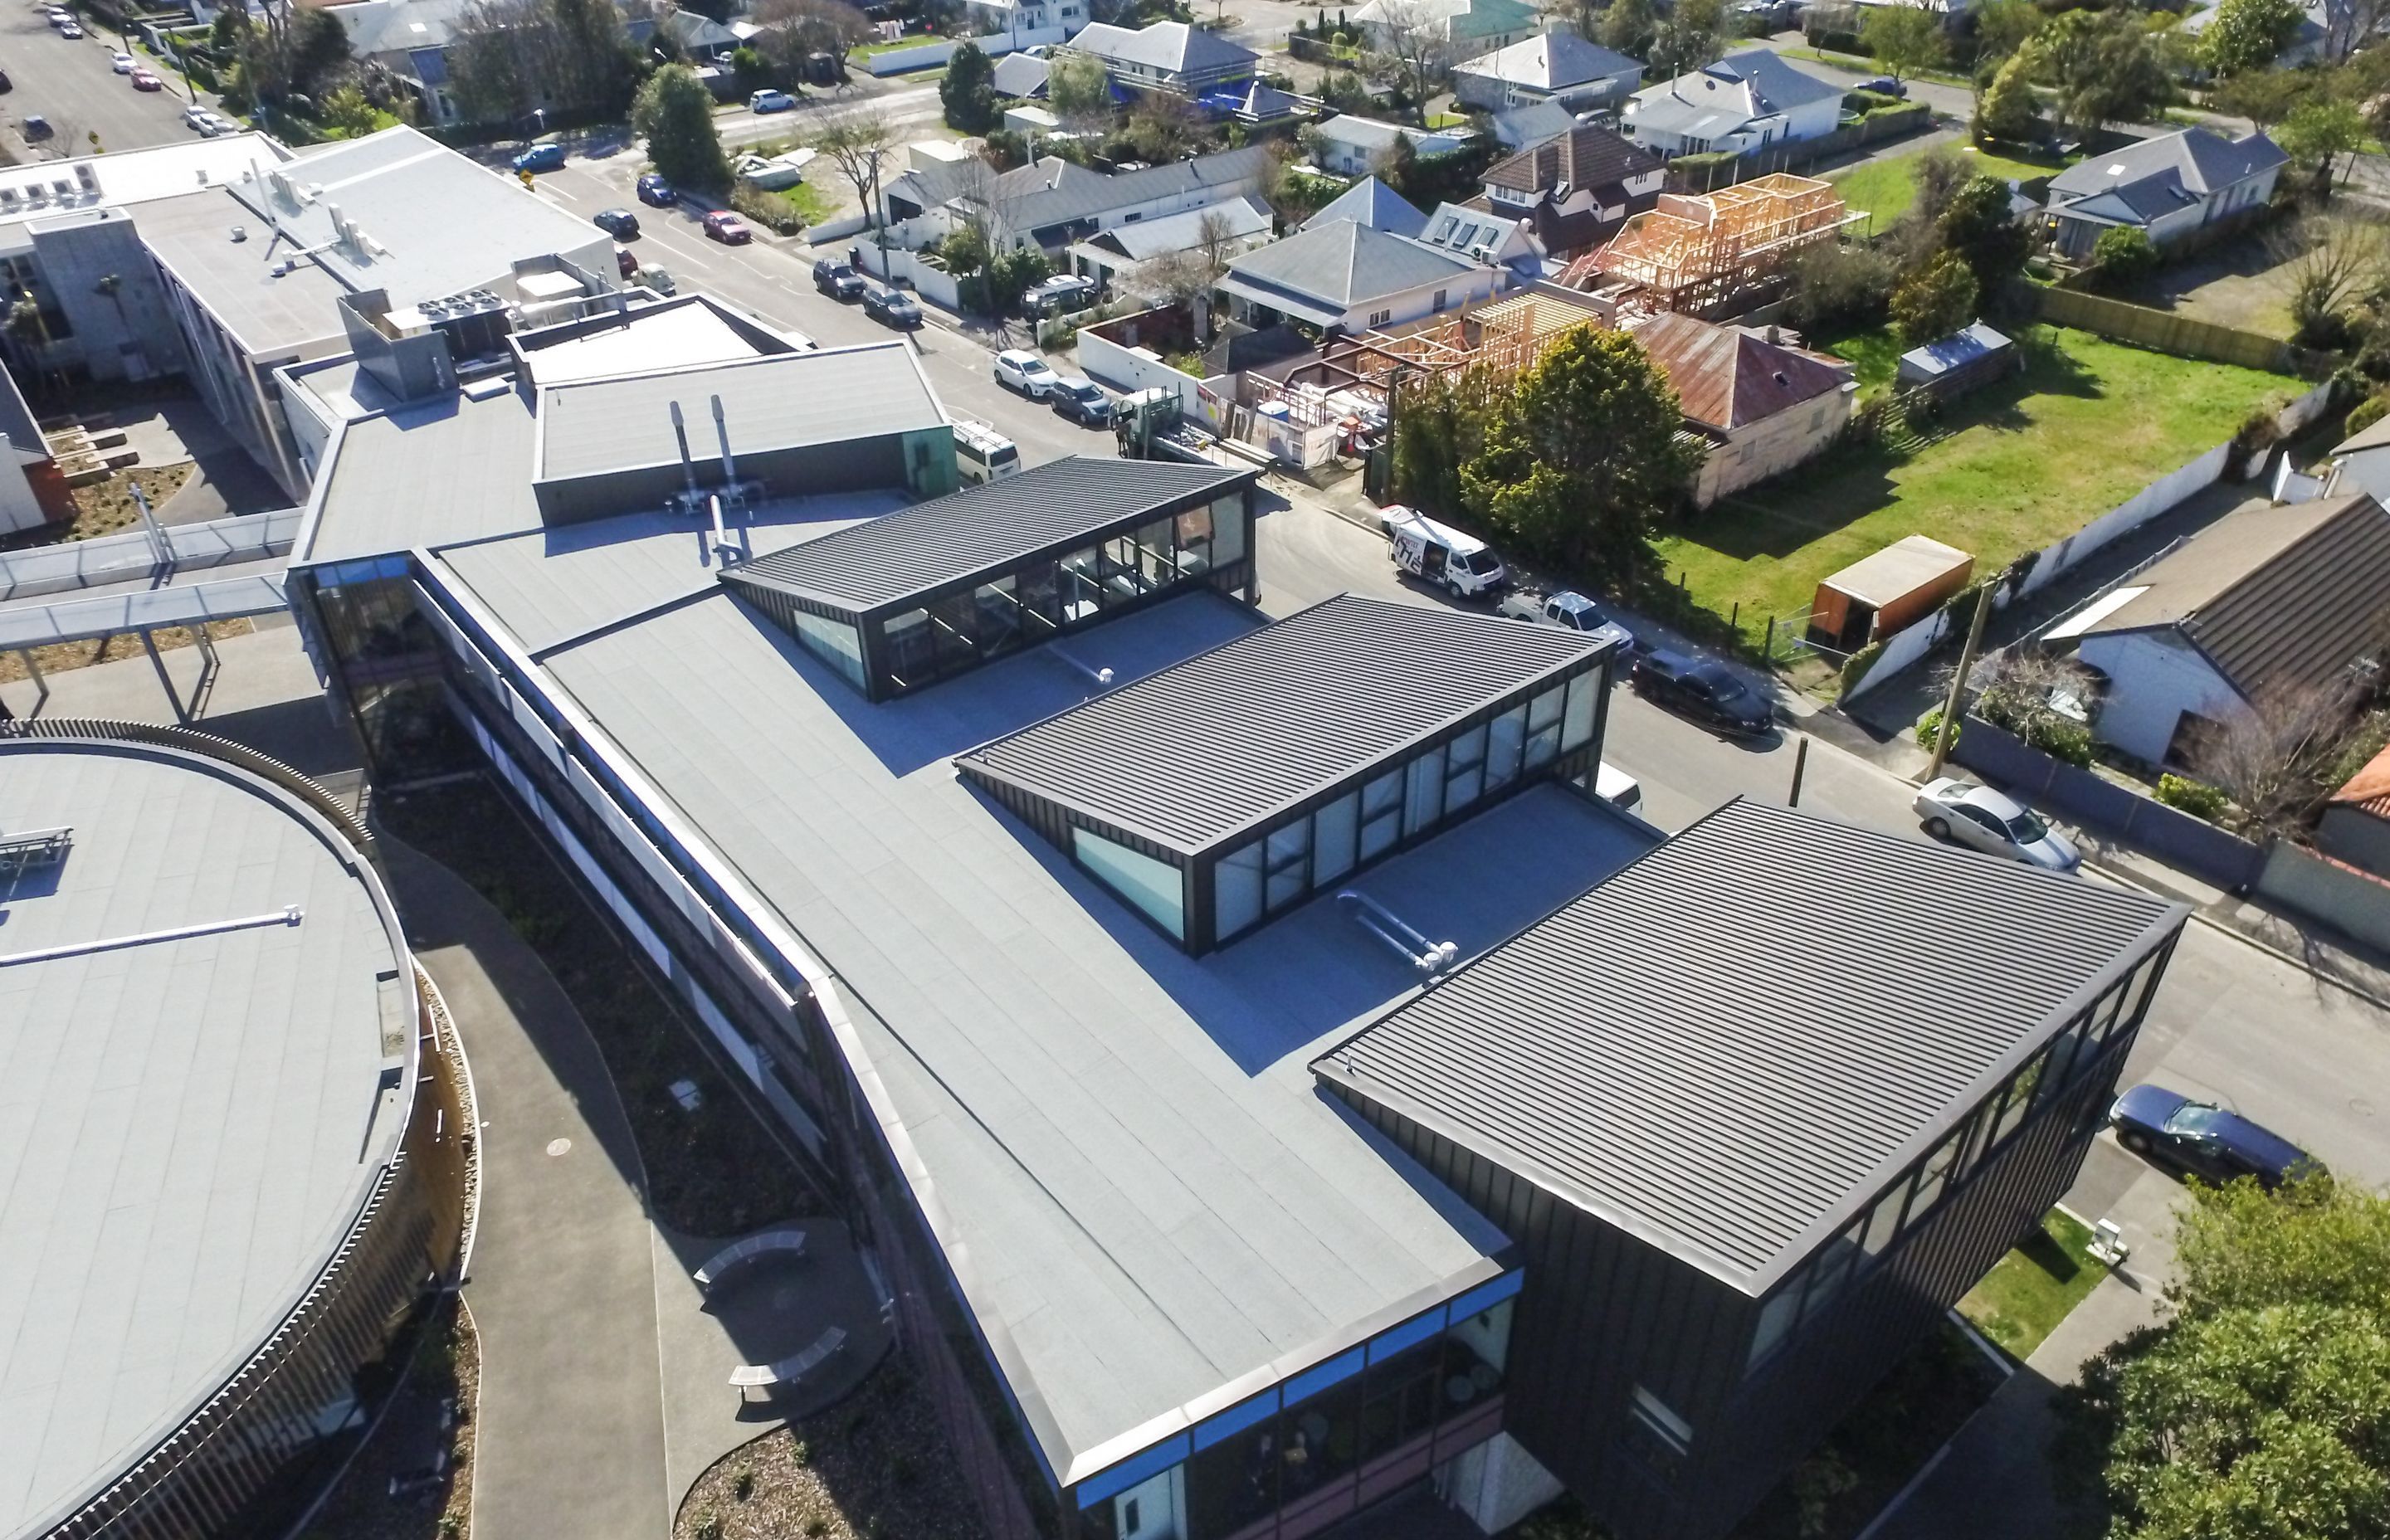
1926;583;1993;782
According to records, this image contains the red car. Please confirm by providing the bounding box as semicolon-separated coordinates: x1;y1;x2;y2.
129;66;163;90
701;210;752;245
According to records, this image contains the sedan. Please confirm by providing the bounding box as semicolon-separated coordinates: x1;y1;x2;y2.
110;49;133;71
183;104;224;134
1912;777;2080;872
635;173;676;207
701;210;751;244
749;89;796;113
511;143;565;173
992;348;1058;397
56;19;82;36
592;207;640;239
861;285;921;329
1050;377;1115;427
129;66;163;90
2110;1085;2320;1189
1629;649;1774;737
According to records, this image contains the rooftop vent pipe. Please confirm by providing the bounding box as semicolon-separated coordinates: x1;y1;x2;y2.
1337;890;1458;976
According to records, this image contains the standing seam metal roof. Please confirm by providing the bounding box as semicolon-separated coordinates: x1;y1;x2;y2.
1313;798;2184;1289
957;592;1609;850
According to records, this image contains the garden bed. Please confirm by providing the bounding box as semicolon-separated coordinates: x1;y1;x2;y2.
298;1295;479;1540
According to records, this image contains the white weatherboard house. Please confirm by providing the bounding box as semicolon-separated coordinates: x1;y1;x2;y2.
1309;116;1474;176
963;0;1091;47
1451;27;1645;114
2041;127;2288;261
1219;218;1499;331
2051;493;2390;765
1623;50;1844;156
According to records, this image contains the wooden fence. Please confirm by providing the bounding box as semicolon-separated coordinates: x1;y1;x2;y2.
2031;285;2335;378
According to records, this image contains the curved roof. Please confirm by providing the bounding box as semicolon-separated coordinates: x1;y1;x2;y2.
0;740;415;1540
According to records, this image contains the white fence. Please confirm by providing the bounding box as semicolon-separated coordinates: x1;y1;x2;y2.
1078;329;1225;430
853;242;964;310
861;29;1040;74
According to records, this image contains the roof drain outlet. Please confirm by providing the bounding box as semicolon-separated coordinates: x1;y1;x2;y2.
1338;890;1458;977
1046;645;1115;690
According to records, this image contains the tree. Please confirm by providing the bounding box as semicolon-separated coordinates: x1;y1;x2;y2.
1861;0;1942;84
2038;8;2172;134
1783;239;1897;328
1649;0;1732;79
446;9;531;124
1459;328;1702;590
1125;90;1206;160
2207;65;2318;129
319;81;380;135
1972;0;2043;66
2189;679;2365;837
1599;0;1658;59
1973;45;2040;144
634;65;732;191
2322;0;2390;60
942;40;1001;132
1936;173;2030;295
2271;214;2390;346
1134;211;1241;306
1358;0;1457;102
749;0;870;81
1046;52;1114;130
550;0;635;111
2093;225;2158;286
816;109;895;240
2201;0;2305;74
2059;1179;2390;1540
1890;249;1977;343
1392;364;1504;519
286;6;354;100
2279;95;2367;182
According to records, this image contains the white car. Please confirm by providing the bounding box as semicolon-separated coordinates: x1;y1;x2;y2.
992;348;1058;397
110;49;134;71
56;18;80;34
1913;777;2082;872
183;105;225;134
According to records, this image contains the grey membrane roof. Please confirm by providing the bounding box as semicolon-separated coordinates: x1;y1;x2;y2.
1453;28;1642;90
957;592;1609;851
0;740;412;1538
1314;798;2187;1290
1630;49;1840;139
722;456;1253;615
301;383;544;565
534;342;944;486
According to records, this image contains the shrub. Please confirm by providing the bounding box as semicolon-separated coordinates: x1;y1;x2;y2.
791;1438;812;1466
1841;639;1886;696
1916;707;1958;751
2157;773;2229;821
2030;718;2095;768
2346;393;2390;443
731;1463;755;1501
2226;402;2283;477
2094;226;2158;289
729;183;805;235
692;1508;724;1540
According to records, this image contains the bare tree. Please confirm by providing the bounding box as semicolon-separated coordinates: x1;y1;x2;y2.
1355;0;1454;105
2188;679;2364;839
1946;646;2099;738
815;109;895;239
2269;213;2390;345
749;0;870;81
2323;0;2389;60
1128;208;1241;306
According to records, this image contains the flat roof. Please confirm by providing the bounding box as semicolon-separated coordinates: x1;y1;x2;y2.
513;298;777;386
958;593;1611;852
533;343;944;486
1314;799;2186;1290
724;456;1255;615
0;136;288;248
416;492;1660;1477
1821;534;1973;607
0;739;412;1538
138;187;355;356
300;383;543;565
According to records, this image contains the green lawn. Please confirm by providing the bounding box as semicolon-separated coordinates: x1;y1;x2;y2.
1827;144;2073;231
851;33;944;56
1958;1208;2106;1361
1656;325;2295;647
1778;44;1973;89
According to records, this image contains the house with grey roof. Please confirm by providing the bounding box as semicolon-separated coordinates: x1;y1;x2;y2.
964;0;1092;49
1219;217;1500;331
1416;202;1544;275
1451;26;1645;113
1479;120;1664;256
1301;174;1429;236
1622;50;1843;156
2041;126;2287;260
992;48;1051;98
1493;99;1576;151
1061;19;1258;95
2048;491;2390;763
1309;115;1475;176
880;144;1274;254
1069;193;1274;294
1351;0;1539;61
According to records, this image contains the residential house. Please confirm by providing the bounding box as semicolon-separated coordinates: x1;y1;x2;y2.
880;144;1274;254
1492;100;1576;151
1351;0;1539;62
991;50;1050;99
2178;0;2328;69
319;0;480;124
2319;740;2390;880
1219;217;1499;330
963;0;1091;48
1630;312;1855;505
659;7;743;59
1622;50;1844;157
1416;202;1544;278
1310;116;1473;177
1068;193;1275;295
2326;410;2390;504
2041;127;2287;260
1061;21;1258;96
2051;492;2390;765
1451;27;1645;114
1301;175;1430;236
1480;121;1664;256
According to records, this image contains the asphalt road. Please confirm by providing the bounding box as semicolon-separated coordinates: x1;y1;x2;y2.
0;2;200;158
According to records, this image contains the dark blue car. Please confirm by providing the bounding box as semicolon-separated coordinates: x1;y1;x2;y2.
511;143;566;173
636;173;676;207
2109;1084;2319;1189
1630;648;1774;737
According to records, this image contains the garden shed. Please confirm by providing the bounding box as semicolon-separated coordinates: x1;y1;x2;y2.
1897;321;2017;399
1810;534;1974;651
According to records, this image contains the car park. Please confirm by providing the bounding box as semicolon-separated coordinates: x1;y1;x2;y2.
749;89;796;112
1050;377;1115;427
701;210;752;244
592;207;640;238
110;49;132;71
636;173;676;207
511;143;566;173
1911;777;2080;872
129;66;163;90
992;348;1059;397
812;257;866;300
1629;650;1775;737
2110;1085;2319;1189
861;285;921;328
1498;589;1637;654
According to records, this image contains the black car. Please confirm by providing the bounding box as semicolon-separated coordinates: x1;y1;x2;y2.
635;173;676;207
812;257;866;300
2110;1085;2321;1190
1630;649;1775;736
1049;378;1115;427
592;207;640;239
861;285;922;328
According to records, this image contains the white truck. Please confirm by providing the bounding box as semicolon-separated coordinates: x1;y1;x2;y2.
1383;506;1508;598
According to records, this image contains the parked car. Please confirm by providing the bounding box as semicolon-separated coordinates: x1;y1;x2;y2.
1911;777;2080;872
183;104;225;134
2110;1085;2320;1189
0;66;13;91
749;89;796;113
861;285;921;328
641;266;678;295
992;348;1059;397
589;207;639;239
812;256;866;300
110;48;133;71
129;66;162;90
1855;76;1907;97
1050;377;1115;427
1497;589;1637;654
1630;650;1775;737
701;210;752;244
615;244;638;278
511;143;566;173
56;19;81;35
635;173;676;207
954;419;1022;484
22;113;51;139
1019;274;1097;317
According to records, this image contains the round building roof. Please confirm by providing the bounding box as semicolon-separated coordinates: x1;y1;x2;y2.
0;738;416;1539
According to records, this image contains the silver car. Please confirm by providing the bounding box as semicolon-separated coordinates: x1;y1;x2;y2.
1912;777;2081;871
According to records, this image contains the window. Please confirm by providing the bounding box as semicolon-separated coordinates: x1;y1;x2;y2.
1135;517;1177;587
1368;309;1393;327
1313;792;1358;885
790;610;866;689
1214;840;1264;941
1175;504;1216;574
1404;743;1446;835
1905;1122;1967;1221
1059;546;1105;621
1445;723;1488;811
1432;288;1449;313
1278;1351;1363;1496
1746;1285;1801;1371
1623;1384;1692;1475
1484;703;1526;792
1524;684;1566;770
1265;817;1311;913
1209;495;1248;567
1859;1181;1905;1258
1360;1313;1445;1463
1073;827;1186;938
1561;670;1600;752
1359;768;1403;860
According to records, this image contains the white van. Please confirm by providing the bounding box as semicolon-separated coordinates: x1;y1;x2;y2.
953;420;1022;485
1384;506;1507;597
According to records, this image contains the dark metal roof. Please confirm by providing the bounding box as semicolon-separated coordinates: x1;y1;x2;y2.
722;456;1256;615
1313;798;2187;1289
956;592;1611;851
